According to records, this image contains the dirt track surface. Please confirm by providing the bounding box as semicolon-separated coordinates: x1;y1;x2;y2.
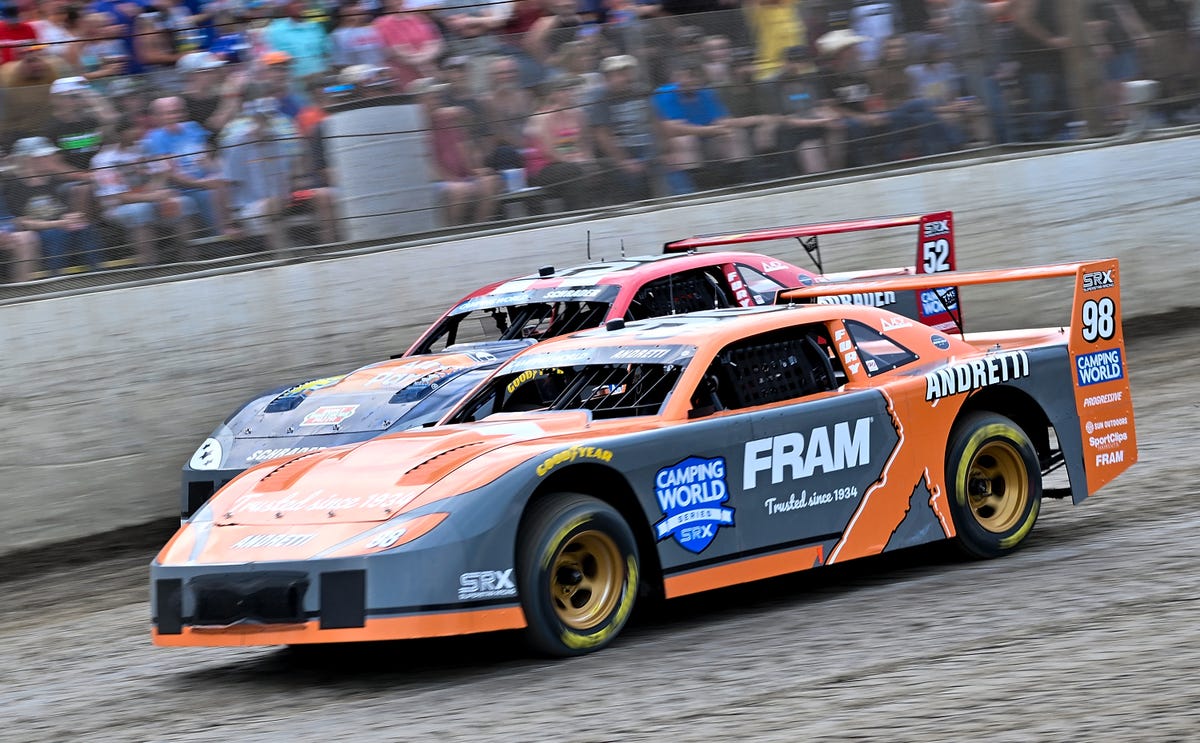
5;325;1199;742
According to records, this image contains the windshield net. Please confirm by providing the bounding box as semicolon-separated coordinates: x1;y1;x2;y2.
420;301;613;352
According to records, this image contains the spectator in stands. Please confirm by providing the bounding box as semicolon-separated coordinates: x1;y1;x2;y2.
438;0;513;58
815;28;888;166
872;34;959;158
134;9;181;90
266;0;331;80
258;51;305;118
904;34;980;145
480;55;534;171
1127;0;1198;122
653;58;749;193
142;96;235;237
331;0;387;69
177;51;241;138
87;0;141;75
937;0;1012;143
0;44;69;148
7;136;101;274
1010;0;1069;140
554;38;604;97
219;95;300;256
74;11;128;85
208;7;252;64
439;55;491;147
46;76;116;170
587;54;658;202
30;0;76;63
414;78;501;226
0;3;36;65
743;0;809;82
524;75;595;210
374;0;443;92
0;182;42;283
92;115;198;264
767;44;843;173
525;0;586;69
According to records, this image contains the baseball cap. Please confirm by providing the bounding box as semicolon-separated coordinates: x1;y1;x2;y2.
816;29;869;57
600;55;637;73
177;51;227;72
49;76;90;95
261;50;293;66
12;136;58;157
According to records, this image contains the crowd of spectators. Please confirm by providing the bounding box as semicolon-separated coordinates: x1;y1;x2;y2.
0;0;1198;282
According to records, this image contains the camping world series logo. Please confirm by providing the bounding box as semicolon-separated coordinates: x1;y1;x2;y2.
653;456;734;553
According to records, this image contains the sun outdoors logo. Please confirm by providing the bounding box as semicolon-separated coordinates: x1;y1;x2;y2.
653;456;733;554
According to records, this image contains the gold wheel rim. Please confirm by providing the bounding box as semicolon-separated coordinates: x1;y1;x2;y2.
549;529;623;631
966;440;1029;533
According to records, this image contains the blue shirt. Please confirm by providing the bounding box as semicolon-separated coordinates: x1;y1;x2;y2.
142;122;213;181
652;84;728;126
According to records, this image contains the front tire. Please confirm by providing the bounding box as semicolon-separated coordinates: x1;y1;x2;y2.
945;412;1042;559
517;493;639;657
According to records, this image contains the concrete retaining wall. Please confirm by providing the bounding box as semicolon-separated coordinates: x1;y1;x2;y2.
2;134;1196;554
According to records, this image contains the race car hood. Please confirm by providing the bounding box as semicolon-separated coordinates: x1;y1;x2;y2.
223;342;532;440
207;411;599;528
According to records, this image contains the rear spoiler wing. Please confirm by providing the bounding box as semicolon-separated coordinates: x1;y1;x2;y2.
665;212;960;331
782;258;1136;493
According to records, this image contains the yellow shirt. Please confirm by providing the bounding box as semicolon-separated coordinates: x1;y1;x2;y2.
746;0;809;81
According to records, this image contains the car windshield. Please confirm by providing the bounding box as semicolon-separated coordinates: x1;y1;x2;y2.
449;345;697;422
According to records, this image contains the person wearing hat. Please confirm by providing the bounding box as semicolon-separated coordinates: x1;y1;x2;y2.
815;27;888;167
588;54;657;203
176;52;244;140
6;135;102;275
46;76;116;172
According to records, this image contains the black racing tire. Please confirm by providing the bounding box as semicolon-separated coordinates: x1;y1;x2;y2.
517;493;640;657
945;412;1042;559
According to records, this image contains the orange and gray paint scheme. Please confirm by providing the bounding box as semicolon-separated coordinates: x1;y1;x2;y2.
152;259;1134;647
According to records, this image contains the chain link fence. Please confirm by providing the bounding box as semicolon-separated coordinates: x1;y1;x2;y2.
1;2;1197;296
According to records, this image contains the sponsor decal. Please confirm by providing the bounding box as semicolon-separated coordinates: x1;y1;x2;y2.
1083;269;1115;292
506;368;562;395
924;351;1030;402
880;317;914;332
1085;416;1128;435
365;528;407;549
924;218;950;237
1096;450;1125;466
458;569;517;600
611;348;671;360
230;489;419;514
725;269;753;306
817;291;897;308
1083;391;1124;408
231;533;315;549
543;287;605;300
246;446;326;463
536;445;614;476
1089;431;1130;450
1075;348;1124;387
653;456;733;553
930;334;950;350
834;328;861;375
277;376;344;398
764;485;859;514
365;360;451;388
300;405;359;427
921;287;959;316
865;359;879;372
190;438;223;470
743;418;873;490
760;260;788;272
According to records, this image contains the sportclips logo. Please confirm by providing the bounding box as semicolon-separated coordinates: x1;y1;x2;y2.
654;456;733;554
925;351;1030;401
743;418;873;490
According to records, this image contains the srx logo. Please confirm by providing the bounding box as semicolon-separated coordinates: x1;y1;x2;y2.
1083;269;1115;292
458;569;516;599
924;219;950;236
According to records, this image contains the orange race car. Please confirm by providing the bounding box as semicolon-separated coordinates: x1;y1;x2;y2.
152;259;1135;657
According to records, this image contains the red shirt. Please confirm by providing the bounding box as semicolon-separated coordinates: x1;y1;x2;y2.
0;21;36;64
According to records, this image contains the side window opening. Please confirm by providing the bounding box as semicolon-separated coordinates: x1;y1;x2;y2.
627;269;735;321
699;325;844;412
734;264;788;296
843;319;919;375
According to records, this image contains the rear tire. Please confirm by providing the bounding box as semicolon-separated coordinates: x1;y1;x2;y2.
945;412;1042;559
517;493;639;657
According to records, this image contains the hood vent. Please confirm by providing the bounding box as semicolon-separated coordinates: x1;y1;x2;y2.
397;440;491;484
